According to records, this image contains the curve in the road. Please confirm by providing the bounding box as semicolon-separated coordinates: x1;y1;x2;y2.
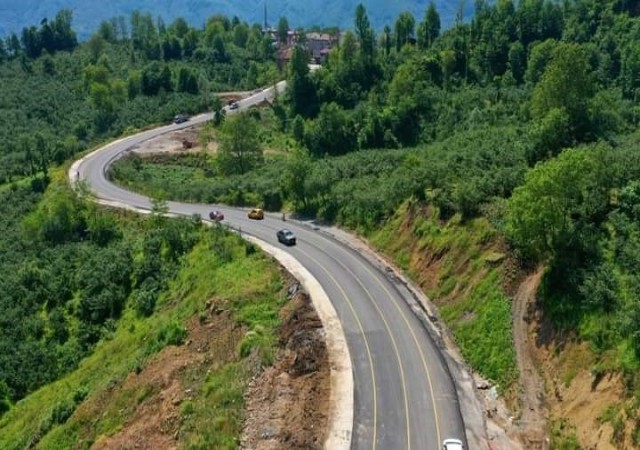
70;88;468;450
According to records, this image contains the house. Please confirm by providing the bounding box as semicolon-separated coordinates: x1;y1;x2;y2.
306;32;335;63
275;30;339;67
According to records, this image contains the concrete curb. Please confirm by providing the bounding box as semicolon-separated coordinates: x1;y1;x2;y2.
243;237;353;450
68;142;354;450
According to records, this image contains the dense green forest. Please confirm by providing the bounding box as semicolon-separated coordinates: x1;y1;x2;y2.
111;0;640;397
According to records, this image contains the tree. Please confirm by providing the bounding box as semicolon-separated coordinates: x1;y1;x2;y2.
141;62;173;95
621;43;640;98
90;82;115;132
212;35;227;62
395;12;416;51
277;17;290;44
177;67;198;94
161;35;182;60
283;149;312;210
217;113;263;175
97;20;117;43
286;46;317;117
0;379;11;416
506;148;609;261
291;115;305;142
21;26;41;58
355;4;371;44
20;136;36;177
170;17;189;38
355;4;375;64
508;41;526;84
51;9;77;52
531;43;594;140
525;39;557;84
303;102;356;156
41;55;55;75
233;23;249;48
527;107;571;164
34;133;50;178
418;2;440;48
6;33;21;58
87;34;106;63
382;25;392;56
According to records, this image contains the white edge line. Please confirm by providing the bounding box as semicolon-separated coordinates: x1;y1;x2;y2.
68;140;354;450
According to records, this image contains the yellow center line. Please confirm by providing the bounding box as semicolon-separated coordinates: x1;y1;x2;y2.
346;250;443;448
303;249;412;449
297;248;378;450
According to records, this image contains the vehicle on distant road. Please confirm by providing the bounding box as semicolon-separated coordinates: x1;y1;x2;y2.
229;102;239;110
209;210;224;222
248;208;264;220
173;114;190;124
442;438;464;450
277;229;296;246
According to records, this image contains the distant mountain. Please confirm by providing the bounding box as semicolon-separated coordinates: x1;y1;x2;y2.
0;0;477;40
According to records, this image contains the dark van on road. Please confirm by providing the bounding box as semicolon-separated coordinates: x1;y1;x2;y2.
173;114;190;124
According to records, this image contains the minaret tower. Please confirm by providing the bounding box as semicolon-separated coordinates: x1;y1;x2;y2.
263;1;268;30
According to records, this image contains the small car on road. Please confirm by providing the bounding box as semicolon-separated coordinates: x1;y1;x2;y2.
173;114;190;124
248;208;264;220
229;102;239;110
209;210;224;222
442;438;464;450
277;229;296;246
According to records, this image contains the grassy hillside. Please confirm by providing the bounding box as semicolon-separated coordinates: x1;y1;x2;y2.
0;173;291;448
370;203;517;391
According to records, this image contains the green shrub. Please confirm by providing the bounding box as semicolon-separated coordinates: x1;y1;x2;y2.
156;321;187;348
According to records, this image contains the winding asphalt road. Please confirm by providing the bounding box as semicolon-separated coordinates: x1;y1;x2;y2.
74;85;467;449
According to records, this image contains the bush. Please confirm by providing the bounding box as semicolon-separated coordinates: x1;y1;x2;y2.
156;321;187;348
132;285;158;317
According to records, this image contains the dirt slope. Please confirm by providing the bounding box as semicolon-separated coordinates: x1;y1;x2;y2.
86;282;329;449
512;268;548;448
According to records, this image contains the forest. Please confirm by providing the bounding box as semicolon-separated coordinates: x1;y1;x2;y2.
3;0;640;446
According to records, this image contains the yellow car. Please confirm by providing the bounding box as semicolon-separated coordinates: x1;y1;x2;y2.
248;208;264;220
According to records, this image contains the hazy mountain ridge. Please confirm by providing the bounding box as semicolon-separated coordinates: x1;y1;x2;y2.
0;0;475;39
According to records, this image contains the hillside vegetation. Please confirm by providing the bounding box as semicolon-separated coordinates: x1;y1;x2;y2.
0;9;279;184
0;7;289;446
3;0;640;447
0;175;293;448
109;1;640;445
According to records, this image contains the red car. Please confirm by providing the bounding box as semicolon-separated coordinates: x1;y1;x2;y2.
209;210;224;222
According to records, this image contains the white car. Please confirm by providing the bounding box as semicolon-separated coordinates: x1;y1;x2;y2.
443;438;464;450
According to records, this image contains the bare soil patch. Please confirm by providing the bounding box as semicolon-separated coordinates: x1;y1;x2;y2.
511;266;640;449
529;295;635;449
131;126;218;156
511;267;548;449
85;280;329;449
240;289;330;449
